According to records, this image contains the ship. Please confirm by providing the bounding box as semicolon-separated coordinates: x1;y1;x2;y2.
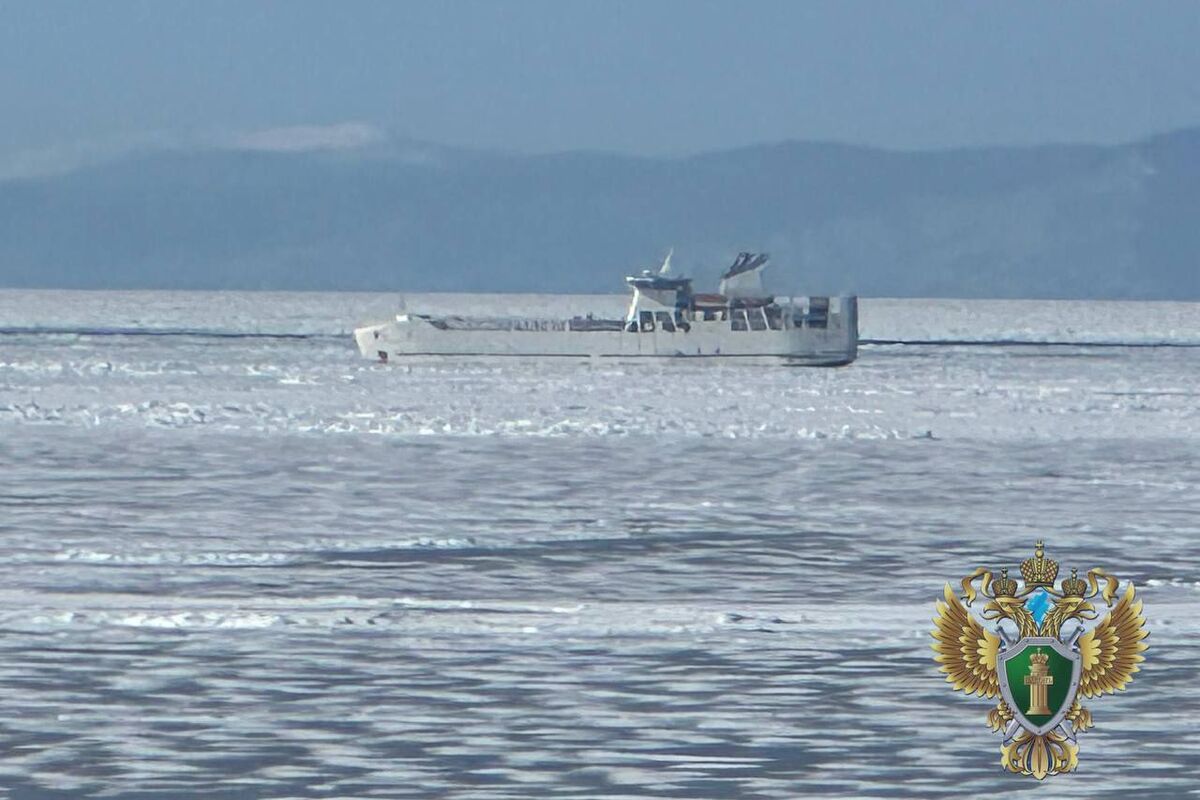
353;251;857;366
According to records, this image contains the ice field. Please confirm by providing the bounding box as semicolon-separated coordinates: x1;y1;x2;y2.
1;290;1197;798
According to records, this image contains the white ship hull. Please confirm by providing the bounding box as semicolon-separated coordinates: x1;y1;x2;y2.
355;297;857;366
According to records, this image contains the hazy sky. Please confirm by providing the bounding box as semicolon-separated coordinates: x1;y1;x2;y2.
2;0;1199;161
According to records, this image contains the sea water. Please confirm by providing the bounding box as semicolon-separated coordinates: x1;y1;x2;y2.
1;291;1197;798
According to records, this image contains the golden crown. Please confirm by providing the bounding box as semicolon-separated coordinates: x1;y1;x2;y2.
1061;567;1087;597
1020;540;1059;587
1029;649;1049;666
992;567;1018;597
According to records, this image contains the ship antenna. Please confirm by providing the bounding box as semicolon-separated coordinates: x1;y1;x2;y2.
658;247;674;276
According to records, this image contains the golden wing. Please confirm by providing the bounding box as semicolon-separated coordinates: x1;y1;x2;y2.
1077;583;1148;697
932;583;1000;697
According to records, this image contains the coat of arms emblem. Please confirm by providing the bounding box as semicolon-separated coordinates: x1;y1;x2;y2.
931;541;1148;779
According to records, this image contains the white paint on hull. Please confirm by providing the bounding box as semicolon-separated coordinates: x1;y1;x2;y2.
355;297;857;366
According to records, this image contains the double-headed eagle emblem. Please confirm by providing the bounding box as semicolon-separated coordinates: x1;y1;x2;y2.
931;541;1148;779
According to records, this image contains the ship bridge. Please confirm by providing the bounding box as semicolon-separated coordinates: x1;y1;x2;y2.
623;250;696;333
622;251;844;334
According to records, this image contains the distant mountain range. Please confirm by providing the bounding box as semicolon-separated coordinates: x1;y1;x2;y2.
2;128;1198;298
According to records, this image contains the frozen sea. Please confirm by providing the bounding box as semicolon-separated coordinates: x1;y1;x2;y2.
1;290;1198;799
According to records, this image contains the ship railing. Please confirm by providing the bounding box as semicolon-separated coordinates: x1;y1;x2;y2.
425;315;572;332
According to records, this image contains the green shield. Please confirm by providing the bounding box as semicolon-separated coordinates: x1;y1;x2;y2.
999;637;1080;734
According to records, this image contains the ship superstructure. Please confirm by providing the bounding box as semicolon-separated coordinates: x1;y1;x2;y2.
354;252;857;365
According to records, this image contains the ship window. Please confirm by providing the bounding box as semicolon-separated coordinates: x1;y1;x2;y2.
657;311;675;332
807;297;830;329
639;310;655;332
